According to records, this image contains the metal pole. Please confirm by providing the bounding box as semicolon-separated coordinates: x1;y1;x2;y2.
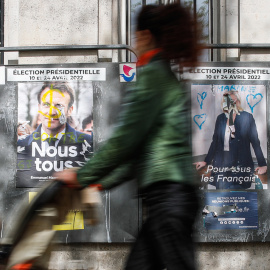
0;0;4;64
0;45;137;64
0;43;270;64
205;44;270;49
1;43;270;51
0;44;136;53
209;0;213;61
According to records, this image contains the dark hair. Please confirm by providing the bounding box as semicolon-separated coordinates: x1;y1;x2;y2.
137;3;203;69
82;114;93;130
37;82;75;109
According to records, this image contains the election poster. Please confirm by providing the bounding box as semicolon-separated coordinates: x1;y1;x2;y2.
203;191;258;230
192;84;267;190
17;80;94;188
0;63;141;242
184;63;270;240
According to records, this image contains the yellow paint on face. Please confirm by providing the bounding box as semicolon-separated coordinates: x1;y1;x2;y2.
38;84;65;128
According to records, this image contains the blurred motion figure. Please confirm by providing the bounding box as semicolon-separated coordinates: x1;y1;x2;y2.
56;3;202;270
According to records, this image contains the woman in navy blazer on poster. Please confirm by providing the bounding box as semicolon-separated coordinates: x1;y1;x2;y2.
195;91;267;189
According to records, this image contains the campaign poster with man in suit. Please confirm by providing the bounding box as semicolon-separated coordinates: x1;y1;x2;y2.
17;81;94;187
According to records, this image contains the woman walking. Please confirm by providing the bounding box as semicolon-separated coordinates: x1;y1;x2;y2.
56;3;202;269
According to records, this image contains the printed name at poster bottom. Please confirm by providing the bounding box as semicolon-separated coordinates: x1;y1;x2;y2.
31;175;57;180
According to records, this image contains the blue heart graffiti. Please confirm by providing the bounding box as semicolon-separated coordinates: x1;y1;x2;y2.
246;93;263;113
197;92;207;109
193;113;207;130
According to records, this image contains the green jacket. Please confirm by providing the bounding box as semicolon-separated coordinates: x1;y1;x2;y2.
77;54;194;190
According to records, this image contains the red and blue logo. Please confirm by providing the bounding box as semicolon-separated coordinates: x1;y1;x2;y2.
119;64;136;82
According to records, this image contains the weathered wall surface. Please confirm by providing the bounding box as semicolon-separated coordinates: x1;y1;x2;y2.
240;0;270;61
216;0;270;61
196;243;270;270
4;0;120;64
47;242;270;270
48;244;130;270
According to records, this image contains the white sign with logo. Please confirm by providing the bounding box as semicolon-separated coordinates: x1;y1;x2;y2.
119;63;136;82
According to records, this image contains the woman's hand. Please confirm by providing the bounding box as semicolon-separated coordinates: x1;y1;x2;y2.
54;168;83;189
255;166;267;175
193;161;207;170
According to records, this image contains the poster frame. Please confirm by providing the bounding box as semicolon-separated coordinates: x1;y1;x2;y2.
184;62;270;242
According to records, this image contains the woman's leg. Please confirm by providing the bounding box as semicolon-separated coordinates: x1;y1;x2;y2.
125;220;165;270
126;182;199;270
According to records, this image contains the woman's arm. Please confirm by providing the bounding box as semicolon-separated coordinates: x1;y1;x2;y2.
55;65;166;188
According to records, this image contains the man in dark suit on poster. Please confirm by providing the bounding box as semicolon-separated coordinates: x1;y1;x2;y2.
17;82;93;187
